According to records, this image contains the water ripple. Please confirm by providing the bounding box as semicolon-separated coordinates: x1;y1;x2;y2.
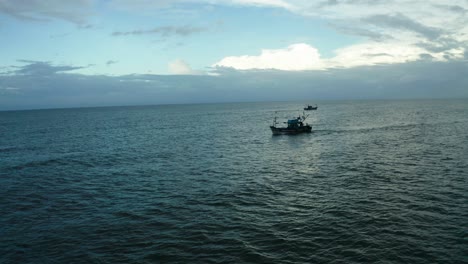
1;100;467;263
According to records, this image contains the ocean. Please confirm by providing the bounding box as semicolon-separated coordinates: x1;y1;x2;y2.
1;99;467;263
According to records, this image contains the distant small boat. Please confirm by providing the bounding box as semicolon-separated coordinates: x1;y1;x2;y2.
304;104;318;110
270;112;312;135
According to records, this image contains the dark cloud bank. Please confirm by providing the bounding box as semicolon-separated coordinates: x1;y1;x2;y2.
1;60;467;111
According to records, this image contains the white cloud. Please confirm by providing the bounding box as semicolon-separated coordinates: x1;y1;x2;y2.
213;40;467;71
228;0;293;9
109;0;293;11
168;59;201;75
326;42;428;68
219;0;468;70
213;42;421;70
292;1;468;45
213;43;323;70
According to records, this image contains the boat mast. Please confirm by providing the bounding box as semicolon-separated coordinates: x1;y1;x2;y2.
302;111;309;122
272;111;277;127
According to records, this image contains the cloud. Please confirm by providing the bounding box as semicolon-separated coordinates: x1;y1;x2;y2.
434;4;467;14
330;24;392;42
301;1;468;50
0;86;21;95
239;0;468;68
112;25;207;37
228;0;293;9
12;1;459;56
168;59;202;75
213;42;442;70
106;60;118;66
363;13;442;41
108;0;294;12
212;0;468;71
13;60;88;75
213;43;323;71
1;60;467;110
107;0;179;11
327;42;429;68
0;0;94;24
106;0;468;70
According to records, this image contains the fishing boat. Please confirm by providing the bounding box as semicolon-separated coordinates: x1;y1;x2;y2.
270;112;312;135
304;104;318;110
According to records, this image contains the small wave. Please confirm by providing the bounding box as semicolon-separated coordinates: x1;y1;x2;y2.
0;146;18;153
8;155;96;171
10;158;64;170
113;211;150;221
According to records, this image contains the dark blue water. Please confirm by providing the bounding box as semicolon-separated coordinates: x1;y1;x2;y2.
1;99;467;263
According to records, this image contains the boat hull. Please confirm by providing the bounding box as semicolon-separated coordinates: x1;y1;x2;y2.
270;125;312;135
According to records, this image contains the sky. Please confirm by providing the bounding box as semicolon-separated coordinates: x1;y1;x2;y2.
1;0;468;110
